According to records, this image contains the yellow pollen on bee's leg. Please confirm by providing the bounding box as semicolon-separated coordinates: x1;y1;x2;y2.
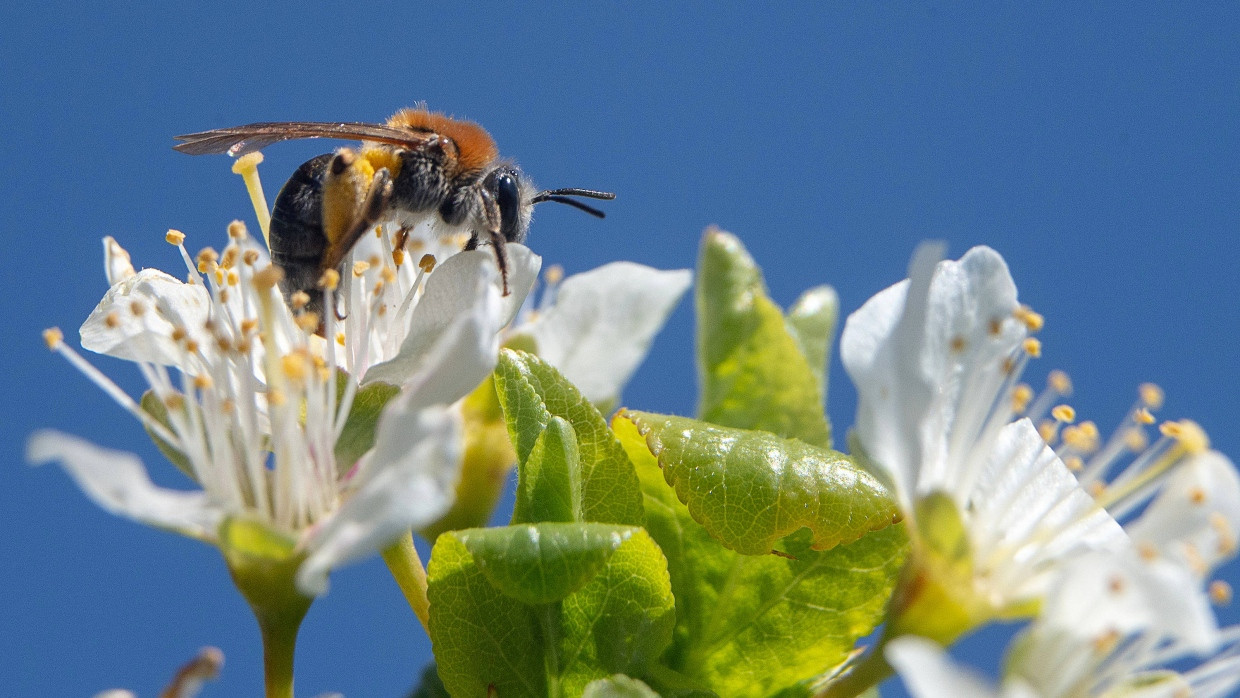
231;153;271;247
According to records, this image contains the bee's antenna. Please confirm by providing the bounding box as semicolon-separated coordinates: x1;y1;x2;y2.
531;188;615;218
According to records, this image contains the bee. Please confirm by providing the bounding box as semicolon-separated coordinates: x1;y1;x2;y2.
173;107;614;317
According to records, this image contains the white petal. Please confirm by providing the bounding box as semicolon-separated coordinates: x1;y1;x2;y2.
841;244;1024;503
1126;450;1240;578
103;236;135;285
886;637;1003;698
362;246;531;388
497;244;542;327
1041;549;1218;653
80;269;211;367
516;263;691;405
967;420;1126;602
296;402;462;596
27;430;221;542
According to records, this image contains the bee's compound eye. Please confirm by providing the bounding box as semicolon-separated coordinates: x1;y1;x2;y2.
496;172;523;241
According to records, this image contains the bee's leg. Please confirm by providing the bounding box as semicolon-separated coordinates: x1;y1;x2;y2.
318;149;394;322
320;149;394;273
477;188;511;296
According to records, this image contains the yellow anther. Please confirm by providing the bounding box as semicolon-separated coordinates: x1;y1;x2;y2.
216;336;231;352
950;335;967;353
1210;512;1237;556
296;312;320;333
1160;420;1209;455
104;312;120;329
372;282;385;297
392;249;406;266
319;268;340;291
214;268;225;285
231;151;263;174
544;264;565;286
236;339;251;354
268;388;286;406
377;304;388;317
220;246;239;269
1124;428;1149;452
1140;383;1165;410
227;220;248;240
184;339;199;354
1088;480;1107;498
988;318;1003;337
1022;337;1042;358
1092;629;1120;655
170;326;187;342
1048;370;1072;395
1137;541;1159;561
243;249;261;266
1015;305;1045;332
407;238;425;252
1063;423;1100;453
1038;419;1057;442
227;270;239;287
290;291;311;310
317;366;332;382
418;253;437;273
1064;455;1084;472
196;247;219;273
164;393;186;411
1210;580;1233;606
335;331;346;346
352;260;371;277
374;225;382;238
368;254;381;268
1011;384;1033;413
192;374;213;390
1052;404;1076;423
282;352;311;381
253;266;284;291
1183;544;1208;577
241;318;259;334
1189;487;1207;505
165;229;186;246
1107;574;1126;595
220;398;235;415
1134;408;1156;425
381;266;397;284
130;300;146;317
42;327;64;350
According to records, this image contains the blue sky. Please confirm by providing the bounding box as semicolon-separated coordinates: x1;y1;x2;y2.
3;3;1238;696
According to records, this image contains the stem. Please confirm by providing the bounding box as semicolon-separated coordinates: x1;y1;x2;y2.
539;604;563;698
817;639;893;698
382;531;431;633
257;608;302;698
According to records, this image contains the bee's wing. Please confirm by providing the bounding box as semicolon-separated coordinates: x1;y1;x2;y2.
173;121;440;156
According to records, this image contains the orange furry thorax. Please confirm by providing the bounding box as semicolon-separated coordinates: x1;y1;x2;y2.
386;108;499;174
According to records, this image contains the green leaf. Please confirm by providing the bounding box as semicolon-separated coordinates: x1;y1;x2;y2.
621;411;900;556
140;390;194;479
428;523;675;698
494;349;644;526
333;376;400;474
406;665;450;698
613;415;907;698
457;523;630;605
785;285;839;401
696;228;831;448
583;675;661;698
513;416;583;524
